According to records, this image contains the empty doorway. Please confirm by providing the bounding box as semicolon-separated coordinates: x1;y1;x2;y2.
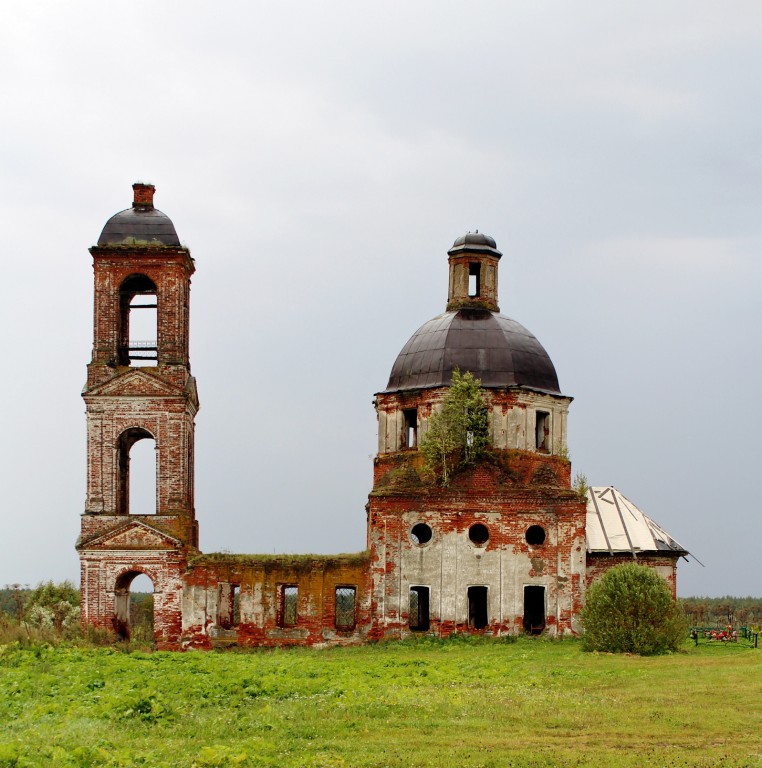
523;585;546;634
467;586;488;629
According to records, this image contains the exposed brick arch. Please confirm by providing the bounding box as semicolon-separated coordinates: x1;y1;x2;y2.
114;566;158;589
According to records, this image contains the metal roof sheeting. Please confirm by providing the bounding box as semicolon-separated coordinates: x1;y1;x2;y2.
586;486;688;557
98;207;180;246
384;309;561;394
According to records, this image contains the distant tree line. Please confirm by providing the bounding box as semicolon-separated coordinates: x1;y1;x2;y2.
679;596;762;629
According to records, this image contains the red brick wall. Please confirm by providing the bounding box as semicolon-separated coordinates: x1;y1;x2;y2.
88;246;194;387
181;555;371;649
368;454;588;639
83;392;197;520
80;549;185;650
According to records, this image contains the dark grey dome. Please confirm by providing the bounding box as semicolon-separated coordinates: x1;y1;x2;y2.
385;309;560;394
448;232;502;257
98;207;180;246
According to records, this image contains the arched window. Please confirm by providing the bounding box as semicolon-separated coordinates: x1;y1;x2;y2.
117;428;157;515
118;275;157;366
114;571;155;643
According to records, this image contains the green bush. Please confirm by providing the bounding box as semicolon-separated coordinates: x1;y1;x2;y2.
24;580;80;637
581;563;688;655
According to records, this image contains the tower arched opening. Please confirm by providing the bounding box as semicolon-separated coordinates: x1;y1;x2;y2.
118;274;157;366
116;427;157;515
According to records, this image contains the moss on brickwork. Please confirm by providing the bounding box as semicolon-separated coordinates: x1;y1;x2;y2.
372;448;577;497
91;243;185;251
187;551;370;572
375;463;430;490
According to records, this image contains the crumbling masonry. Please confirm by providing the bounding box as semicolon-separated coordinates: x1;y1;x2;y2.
77;184;687;649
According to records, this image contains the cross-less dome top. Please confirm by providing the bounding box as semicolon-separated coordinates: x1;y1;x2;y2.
383;232;561;395
384;309;561;394
447;231;501;256
97;183;180;246
98;208;180;246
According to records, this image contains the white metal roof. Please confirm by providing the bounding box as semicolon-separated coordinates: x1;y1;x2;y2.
585;486;688;556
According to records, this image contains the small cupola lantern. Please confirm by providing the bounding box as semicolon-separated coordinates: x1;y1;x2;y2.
446;231;502;312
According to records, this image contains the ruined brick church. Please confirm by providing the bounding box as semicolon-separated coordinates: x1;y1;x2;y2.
77;183;687;649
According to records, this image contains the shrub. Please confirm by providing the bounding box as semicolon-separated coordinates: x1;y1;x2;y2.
24;581;80;637
581;563;688;655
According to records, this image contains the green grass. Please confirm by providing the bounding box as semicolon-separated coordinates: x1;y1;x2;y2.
0;637;760;767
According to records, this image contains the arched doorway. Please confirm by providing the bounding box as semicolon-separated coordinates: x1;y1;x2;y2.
114;571;155;644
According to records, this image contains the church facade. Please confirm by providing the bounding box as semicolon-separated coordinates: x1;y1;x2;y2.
77;184;687;649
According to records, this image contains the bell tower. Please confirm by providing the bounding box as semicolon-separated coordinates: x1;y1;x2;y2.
77;183;199;649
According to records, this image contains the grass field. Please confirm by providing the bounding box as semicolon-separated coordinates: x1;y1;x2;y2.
0;636;760;767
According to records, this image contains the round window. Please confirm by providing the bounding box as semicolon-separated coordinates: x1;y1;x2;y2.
526;525;546;545
410;523;433;546
468;523;489;546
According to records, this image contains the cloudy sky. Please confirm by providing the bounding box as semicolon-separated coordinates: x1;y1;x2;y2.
1;2;760;597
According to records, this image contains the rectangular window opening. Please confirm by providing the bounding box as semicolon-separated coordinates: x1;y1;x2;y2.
535;411;550;452
277;584;298;628
217;583;240;629
467;585;488;630
403;408;418;449
468;263;481;297
335;586;357;631
523;585;546;634
409;586;430;631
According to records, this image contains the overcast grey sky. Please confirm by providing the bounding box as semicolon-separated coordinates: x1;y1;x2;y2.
1;2;760;597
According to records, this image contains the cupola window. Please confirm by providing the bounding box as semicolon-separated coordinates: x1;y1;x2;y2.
468;262;481;297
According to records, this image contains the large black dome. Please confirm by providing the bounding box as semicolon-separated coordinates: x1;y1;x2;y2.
384;308;560;394
98;207;180;246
